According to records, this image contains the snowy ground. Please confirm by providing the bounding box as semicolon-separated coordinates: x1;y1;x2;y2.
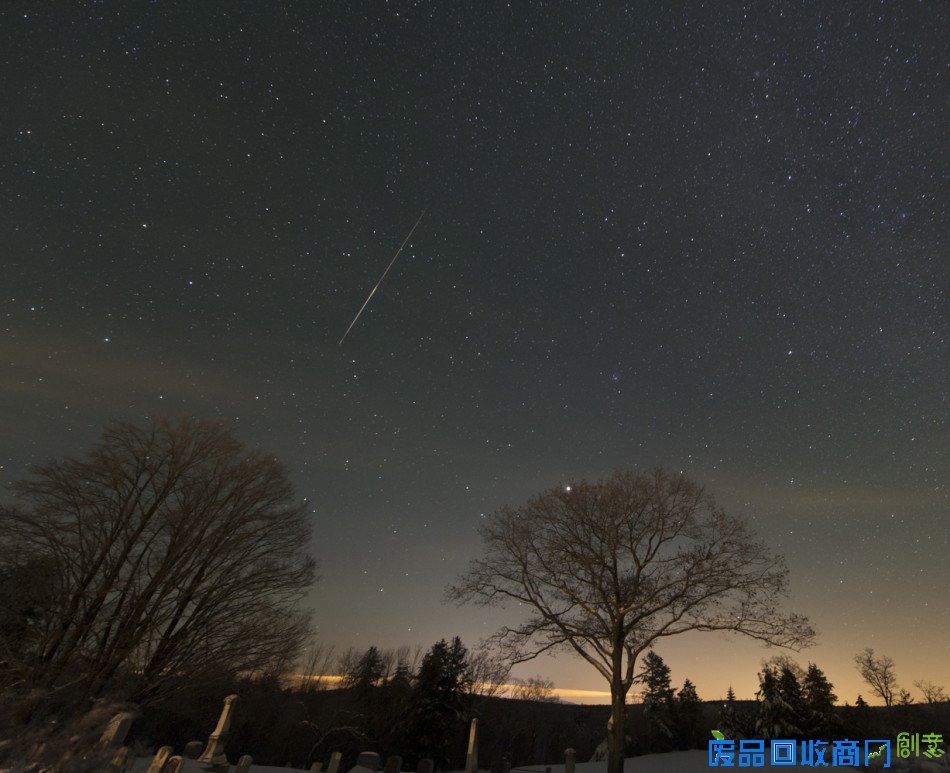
130;750;950;773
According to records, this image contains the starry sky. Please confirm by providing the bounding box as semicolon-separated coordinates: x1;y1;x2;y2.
2;2;947;705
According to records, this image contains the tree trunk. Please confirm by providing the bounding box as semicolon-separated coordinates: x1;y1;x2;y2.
607;647;627;773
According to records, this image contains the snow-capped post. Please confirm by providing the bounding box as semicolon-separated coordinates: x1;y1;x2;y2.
197;693;239;769
564;748;576;773
356;751;381;771
165;757;184;773
236;754;253;773
327;751;343;773
464;718;479;773
146;746;173;773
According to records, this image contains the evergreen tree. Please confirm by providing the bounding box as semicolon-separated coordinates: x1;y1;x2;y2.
778;666;807;737
801;663;838;737
415;636;470;707
343;645;386;691
756;666;806;740
845;694;872;739
642;651;675;704
640;651;676;751
675;679;703;749
391;660;413;687
719;687;742;740
408;637;472;768
755;668;779;739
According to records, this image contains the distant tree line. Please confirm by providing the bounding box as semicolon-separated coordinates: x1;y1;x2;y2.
714;650;948;748
2;419;946;771
632;648;948;756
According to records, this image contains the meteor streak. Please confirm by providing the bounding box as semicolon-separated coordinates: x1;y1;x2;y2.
339;210;426;346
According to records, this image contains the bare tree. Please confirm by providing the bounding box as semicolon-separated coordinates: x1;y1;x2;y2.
393;644;424;677
336;647;362;680
297;638;337;692
760;655;805;684
448;468;814;773
465;642;512;699
853;648;899;707
913;680;947;704
511;675;557;702
0;415;318;705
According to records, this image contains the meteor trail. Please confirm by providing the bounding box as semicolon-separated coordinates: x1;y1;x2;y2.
339;210;426;346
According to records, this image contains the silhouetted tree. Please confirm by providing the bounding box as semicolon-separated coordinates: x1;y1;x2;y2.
391;661;413;689
408;637;471;768
801;663;837;737
465;643;511;700
0;416;317;706
641;651;675;751
511;675;557;702
853;648;899;707
449;468;815;773
719;686;751;740
296;638;337;694
674;679;703;749
914;680;947;704
756;666;805;740
343;646;386;691
844;694;872;739
761;654;806;683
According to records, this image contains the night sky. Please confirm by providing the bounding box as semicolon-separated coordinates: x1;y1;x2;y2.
2;3;947;705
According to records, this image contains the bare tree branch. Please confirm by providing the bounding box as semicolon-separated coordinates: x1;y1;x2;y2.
853;648;899;707
447;467;814;773
0;415;318;706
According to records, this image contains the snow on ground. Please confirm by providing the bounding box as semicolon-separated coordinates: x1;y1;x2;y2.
131;749;950;773
511;750;863;772
127;750;885;773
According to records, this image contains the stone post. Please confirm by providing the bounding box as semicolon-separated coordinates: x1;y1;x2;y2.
464;718;479;773
165;757;184;773
236;754;254;773
197;693;239;769
564;748;576;773
356;752;381;771
327;751;343;773
183;741;204;759
98;712;138;748
146;746;174;773
383;755;402;773
311;763;324;773
109;746;134;772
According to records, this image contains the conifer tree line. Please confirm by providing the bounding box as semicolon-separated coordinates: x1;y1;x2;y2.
329;636;511;770
301;636;593;770
717;658;840;742
639;648;948;753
